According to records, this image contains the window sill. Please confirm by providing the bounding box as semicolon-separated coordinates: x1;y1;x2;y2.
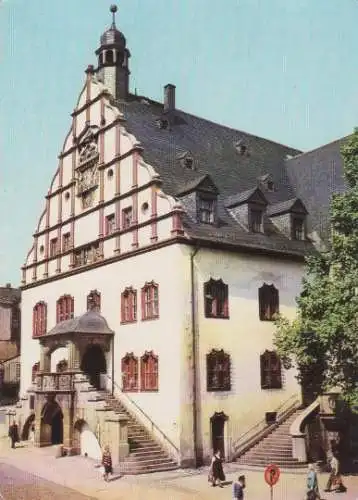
120;319;137;325
205;315;230;320
122;388;138;392
141;316;159;322
140;389;159;392
259;318;276;322
261;386;283;391
207;388;231;392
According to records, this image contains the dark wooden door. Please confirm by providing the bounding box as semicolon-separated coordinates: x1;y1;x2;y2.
211;415;225;458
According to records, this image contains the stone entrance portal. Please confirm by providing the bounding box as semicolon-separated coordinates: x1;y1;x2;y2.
32;311;114;450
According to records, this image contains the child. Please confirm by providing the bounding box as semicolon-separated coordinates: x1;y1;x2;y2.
233;474;246;499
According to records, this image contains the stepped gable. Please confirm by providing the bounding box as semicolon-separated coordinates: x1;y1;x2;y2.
285;137;348;242
115;94;315;258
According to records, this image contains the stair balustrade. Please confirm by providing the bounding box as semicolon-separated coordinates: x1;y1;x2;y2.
290;398;320;462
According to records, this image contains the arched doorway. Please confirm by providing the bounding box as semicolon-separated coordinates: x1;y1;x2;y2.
41;398;63;445
21;414;35;441
80;344;106;389
74;420;102;460
211;412;228;458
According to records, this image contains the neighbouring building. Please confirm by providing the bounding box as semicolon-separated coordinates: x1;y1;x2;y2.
14;6;351;471
0;284;21;401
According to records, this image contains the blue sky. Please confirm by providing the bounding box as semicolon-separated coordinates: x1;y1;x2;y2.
0;0;358;286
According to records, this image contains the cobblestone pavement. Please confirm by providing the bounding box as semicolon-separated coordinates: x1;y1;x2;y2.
0;462;96;500
0;438;358;499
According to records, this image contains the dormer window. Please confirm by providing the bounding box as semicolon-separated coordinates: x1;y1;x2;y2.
267;180;274;191
292;216;305;240
184;157;194;169
250;208;263;233
199;197;215;224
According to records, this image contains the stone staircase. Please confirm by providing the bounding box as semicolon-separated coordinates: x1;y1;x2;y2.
236;409;307;469
100;391;179;474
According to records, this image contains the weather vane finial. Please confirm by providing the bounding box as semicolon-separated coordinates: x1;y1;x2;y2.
110;4;118;28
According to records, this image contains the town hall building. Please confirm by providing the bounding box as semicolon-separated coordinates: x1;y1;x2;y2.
15;5;349;472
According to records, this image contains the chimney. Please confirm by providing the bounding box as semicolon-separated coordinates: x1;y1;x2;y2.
164;84;176;112
6;283;11;288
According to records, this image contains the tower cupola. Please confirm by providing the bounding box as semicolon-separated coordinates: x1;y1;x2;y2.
95;5;131;100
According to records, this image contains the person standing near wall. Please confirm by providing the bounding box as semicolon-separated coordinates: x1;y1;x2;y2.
101;445;113;482
8;420;19;449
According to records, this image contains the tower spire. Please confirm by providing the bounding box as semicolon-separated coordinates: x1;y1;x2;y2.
110;4;118;29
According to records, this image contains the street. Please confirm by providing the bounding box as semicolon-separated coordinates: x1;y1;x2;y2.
0;462;96;500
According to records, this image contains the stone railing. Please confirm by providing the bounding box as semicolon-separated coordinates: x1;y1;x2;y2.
290;398;320;462
35;372;75;392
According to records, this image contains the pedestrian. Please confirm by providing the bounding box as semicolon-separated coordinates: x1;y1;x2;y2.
101;445;113;482
306;463;321;500
209;450;225;487
8;420;19;449
29;424;35;445
233;474;246;499
324;451;346;493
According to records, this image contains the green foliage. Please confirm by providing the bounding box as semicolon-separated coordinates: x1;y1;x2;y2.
274;128;358;405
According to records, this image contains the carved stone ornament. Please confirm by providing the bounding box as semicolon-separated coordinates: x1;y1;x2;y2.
58;374;71;390
76;128;100;198
81;190;95;209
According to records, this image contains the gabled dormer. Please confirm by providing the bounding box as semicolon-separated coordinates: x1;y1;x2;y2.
175;174;219;225
225;187;268;233
267;198;308;240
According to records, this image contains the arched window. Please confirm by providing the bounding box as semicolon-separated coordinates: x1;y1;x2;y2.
32;362;40;383
105;50;114;64
121;353;138;392
258;283;279;321
56;295;74;323
206;349;231;391
121;287;137;323
140;351;158;391
141;282;159;320
204;278;229;318
260;350;282;389
32;302;47;338
87;290;101;312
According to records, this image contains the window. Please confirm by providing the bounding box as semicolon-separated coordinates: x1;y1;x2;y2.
198;197;215;224
49;238;59;257
122;353;138;391
122;207;133;229
32;302;47;338
62;232;71;252
206;349;231;391
56;295;74;323
105;214;116;235
87;290;101;312
250;208;263;233
140;351;158;391
258;283;279;321
141;282;159;320
204;279;229;318
260;350;282;389
32;362;40;383
74;243;100;267
292;217;305;240
121;287;137;323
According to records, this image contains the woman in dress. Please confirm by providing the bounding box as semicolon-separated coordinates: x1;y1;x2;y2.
209;450;225;487
101;445;113;482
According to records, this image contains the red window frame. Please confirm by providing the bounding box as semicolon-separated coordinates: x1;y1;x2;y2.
204;279;229;318
206;349;231;391
87;290;101;312
32;302;47;338
49;237;59;257
258;283;279;321
62;232;71;252
141;282;159;320
122;353;138;392
56;295;74;323
105;214;116;236
260;350;282;389
122;206;133;229
121;287;137;323
140;351;158;392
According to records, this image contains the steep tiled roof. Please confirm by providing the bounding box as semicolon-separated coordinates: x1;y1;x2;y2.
267;198;307;217
115;95;316;257
285;138;348;242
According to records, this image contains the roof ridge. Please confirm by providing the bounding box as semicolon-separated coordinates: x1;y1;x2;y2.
286;135;350;161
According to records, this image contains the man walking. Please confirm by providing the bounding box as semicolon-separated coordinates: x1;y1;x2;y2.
8;420;19;449
233;474;246;499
